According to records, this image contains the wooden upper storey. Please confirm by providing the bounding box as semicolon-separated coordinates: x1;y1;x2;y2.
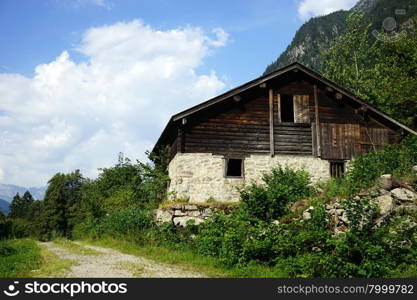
154;63;416;162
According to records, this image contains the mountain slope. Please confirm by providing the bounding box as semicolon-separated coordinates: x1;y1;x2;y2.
0;199;10;215
264;0;416;74
264;10;348;73
0;183;46;202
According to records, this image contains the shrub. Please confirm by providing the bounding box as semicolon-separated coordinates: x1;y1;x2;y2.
101;206;155;237
240;166;313;221
345;135;417;193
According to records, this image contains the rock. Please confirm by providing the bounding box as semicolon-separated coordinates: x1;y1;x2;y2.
339;213;350;224
302;211;311;220
188;210;202;217
395;204;417;212
155;210;172;223
183;205;198;210
391;188;417;202
379;174;393;190
375;194;394;215
289;199;309;212
333;202;343;209
336;208;344;216
170;204;183;210
325;204;333;210
173;210;186;216
173;216;204;227
271;220;280;225
412;165;417;172
201;208;213;217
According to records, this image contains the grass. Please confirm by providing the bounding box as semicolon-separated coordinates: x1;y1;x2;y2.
32;243;75;278
116;261;144;277
0;239;43;277
82;237;285;278
0;238;75;278
52;238;102;255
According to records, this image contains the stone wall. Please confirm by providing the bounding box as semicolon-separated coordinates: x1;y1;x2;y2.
155;203;234;227
168;153;331;203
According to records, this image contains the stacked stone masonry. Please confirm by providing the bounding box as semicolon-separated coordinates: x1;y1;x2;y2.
168;153;331;203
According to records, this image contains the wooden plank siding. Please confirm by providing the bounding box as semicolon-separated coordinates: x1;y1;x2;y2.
360;127;389;152
183;93;271;156
274;123;313;155
320;123;361;160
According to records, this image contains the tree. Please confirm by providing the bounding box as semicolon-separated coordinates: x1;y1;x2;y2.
323;13;377;98
369;30;417;128
40;170;84;239
8;191;34;219
323;12;417;129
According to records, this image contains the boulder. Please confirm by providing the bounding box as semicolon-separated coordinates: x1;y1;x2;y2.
173;216;204;227
183;204;198;211
303;210;311;220
391;188;417;202
302;211;311;220
155;210;172;223
339;213;350;224
375;194;394;215
412;165;417;172
379;174;393;190
173;210;187;217
336;208;344;216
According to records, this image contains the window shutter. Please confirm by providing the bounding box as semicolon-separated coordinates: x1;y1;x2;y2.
293;95;310;123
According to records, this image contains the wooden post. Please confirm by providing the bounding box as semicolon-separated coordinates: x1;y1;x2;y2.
269;89;275;157
314;84;321;157
177;128;183;153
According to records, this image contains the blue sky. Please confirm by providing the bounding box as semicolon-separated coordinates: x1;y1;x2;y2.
0;0;358;187
0;0;303;84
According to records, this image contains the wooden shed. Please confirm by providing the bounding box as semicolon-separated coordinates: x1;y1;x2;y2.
153;62;416;202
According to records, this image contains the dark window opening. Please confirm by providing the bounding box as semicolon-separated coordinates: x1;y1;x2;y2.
225;158;243;177
330;161;345;178
281;94;294;122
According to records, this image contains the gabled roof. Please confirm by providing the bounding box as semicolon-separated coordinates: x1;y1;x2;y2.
153;62;416;152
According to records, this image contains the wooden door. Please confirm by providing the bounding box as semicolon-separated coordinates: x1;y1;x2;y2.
293;95;310;123
320;123;360;160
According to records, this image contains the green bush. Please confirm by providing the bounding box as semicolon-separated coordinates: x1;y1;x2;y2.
346;136;417;193
101;206;155;237
72;217;103;240
240;166;314;221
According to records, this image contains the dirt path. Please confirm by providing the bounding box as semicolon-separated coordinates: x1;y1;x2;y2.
40;241;206;278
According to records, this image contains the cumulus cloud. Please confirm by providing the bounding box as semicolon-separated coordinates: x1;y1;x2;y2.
298;0;357;21
0;20;227;187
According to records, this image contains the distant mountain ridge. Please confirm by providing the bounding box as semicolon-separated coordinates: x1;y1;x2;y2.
0;183;46;202
0;199;10;214
264;0;416;74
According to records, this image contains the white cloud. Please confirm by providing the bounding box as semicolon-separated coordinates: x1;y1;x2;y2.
297;0;357;21
0;20;227;187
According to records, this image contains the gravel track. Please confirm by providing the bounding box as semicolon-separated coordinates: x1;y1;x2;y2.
40;241;205;278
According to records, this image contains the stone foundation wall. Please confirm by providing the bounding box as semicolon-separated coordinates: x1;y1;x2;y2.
155;204;234;227
168;153;331;203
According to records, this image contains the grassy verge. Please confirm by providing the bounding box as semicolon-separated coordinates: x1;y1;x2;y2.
0;238;76;278
32;243;75;278
82;237;285;278
0;239;43;277
53;238;102;255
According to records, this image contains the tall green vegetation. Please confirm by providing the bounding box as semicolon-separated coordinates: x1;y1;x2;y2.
323;13;417;128
8;191;35;219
